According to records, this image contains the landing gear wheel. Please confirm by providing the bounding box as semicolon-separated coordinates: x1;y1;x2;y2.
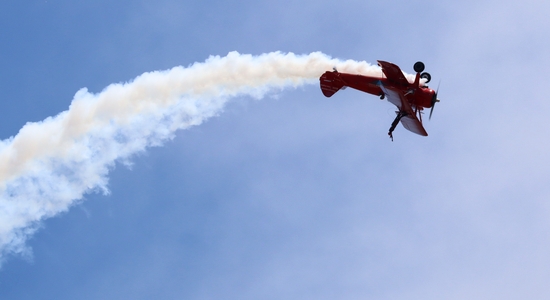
420;72;431;83
413;61;425;73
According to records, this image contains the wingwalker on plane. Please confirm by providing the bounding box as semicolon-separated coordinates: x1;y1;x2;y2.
320;61;440;141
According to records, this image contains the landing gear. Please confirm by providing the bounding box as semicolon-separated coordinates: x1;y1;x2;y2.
388;111;407;141
413;61;425;73
420;72;431;83
379;93;385;100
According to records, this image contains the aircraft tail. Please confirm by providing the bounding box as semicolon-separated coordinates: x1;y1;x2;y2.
320;71;345;97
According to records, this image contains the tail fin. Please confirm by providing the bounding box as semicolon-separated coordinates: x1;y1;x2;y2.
320;71;345;97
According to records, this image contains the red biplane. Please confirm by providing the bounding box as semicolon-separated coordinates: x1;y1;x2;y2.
320;61;439;140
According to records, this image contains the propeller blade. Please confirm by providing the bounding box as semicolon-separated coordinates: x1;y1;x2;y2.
429;82;440;120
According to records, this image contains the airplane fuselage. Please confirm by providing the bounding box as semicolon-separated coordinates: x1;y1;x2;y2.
321;71;435;110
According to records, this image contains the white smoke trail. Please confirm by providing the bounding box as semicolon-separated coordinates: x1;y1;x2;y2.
0;51;382;264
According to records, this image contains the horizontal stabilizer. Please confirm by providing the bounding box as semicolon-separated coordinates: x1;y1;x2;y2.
320;71;345;97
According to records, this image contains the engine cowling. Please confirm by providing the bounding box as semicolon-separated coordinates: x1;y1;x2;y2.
415;87;437;108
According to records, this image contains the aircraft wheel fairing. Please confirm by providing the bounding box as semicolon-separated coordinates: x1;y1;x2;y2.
413;61;425;73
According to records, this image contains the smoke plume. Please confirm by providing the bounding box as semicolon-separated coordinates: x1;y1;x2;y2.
0;51;382;264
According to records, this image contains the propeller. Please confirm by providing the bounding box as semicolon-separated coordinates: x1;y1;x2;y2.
429;82;440;120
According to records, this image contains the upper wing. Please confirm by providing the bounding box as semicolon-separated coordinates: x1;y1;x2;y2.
400;114;428;136
379;84;403;108
377;60;410;87
380;84;428;136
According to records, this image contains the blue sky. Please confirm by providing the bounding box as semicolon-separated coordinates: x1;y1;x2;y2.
1;0;550;299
